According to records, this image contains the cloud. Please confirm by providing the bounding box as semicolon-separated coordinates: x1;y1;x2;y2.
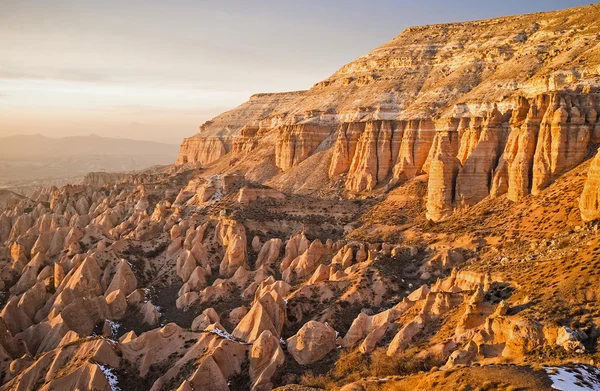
0;92;7;97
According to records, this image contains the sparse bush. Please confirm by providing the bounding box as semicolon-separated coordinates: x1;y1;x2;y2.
333;350;369;379
300;372;334;389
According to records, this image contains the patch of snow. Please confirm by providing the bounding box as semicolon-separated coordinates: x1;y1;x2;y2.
279;338;286;345
545;365;600;391
107;320;120;336
97;364;120;391
284;298;288;304
209;328;235;341
209;328;249;345
364;377;389;383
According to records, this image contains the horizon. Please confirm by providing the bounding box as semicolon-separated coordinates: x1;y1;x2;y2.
0;132;180;145
1;0;593;144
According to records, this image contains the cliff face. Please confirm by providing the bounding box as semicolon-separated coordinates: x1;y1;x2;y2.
342;120;401;192
176;4;600;221
176;92;304;165
425;91;600;221
176;136;230;165
426;125;460;221
531;94;595;194
490;92;600;203
275;124;334;171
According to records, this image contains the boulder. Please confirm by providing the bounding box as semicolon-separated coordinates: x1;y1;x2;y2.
287;321;336;365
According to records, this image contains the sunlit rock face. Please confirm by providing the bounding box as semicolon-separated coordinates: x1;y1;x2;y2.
174;4;600;225
275;124;334;171
580;147;600;222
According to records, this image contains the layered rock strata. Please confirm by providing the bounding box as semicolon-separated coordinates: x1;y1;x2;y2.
275;124;334;171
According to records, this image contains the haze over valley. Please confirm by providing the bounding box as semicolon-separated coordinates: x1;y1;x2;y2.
0;134;178;193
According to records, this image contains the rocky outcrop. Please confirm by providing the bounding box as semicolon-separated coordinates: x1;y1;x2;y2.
287;320;337;365
329;122;365;178
344;120;401;192
490;96;540;200
176;136;230;165
492;92;600;201
531;93;595;194
425;91;600;221
219;234;248;277
455;108;509;205
426;122;460;221
392;120;435;182
249;330;285;391
580;147;600;221
237;187;285;204
232;290;287;343
275;124;333;171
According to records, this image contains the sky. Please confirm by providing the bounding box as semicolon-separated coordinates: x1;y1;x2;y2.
0;0;593;144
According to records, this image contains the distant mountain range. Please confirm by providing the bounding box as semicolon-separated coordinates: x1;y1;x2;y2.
0;134;178;159
0;134;179;190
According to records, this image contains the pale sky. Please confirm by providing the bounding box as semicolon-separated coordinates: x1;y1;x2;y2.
0;0;592;144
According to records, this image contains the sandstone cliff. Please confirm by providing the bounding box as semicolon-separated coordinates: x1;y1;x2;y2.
175;4;600;224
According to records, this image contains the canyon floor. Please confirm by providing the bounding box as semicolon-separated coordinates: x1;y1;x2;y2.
3;3;600;391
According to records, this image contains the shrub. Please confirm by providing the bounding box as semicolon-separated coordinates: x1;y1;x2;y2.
300;372;334;389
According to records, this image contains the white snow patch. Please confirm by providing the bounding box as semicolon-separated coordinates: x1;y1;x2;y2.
107;320;120;336
209;328;235;341
98;364;120;391
209;328;249;345
545;365;600;391
364;377;389;383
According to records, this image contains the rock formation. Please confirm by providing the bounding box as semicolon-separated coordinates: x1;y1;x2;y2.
580;147;600;221
286;320;337;365
275;124;333;171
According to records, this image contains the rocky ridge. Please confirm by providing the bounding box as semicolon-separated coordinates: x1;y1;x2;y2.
177;5;600;220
